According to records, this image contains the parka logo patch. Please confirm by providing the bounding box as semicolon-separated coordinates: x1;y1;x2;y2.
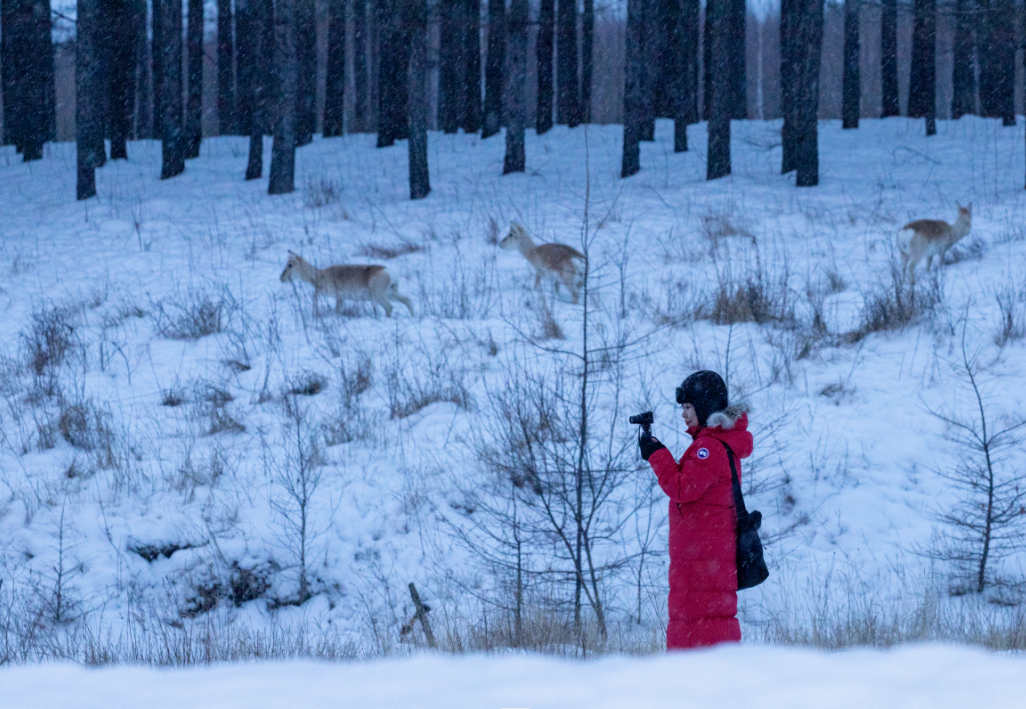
697;447;709;460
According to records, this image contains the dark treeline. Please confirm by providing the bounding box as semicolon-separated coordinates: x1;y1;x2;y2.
3;0;1026;197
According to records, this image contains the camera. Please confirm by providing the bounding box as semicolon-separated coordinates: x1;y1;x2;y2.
629;411;653;429
630;411;654;442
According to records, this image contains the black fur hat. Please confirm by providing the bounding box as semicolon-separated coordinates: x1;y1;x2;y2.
675;370;729;428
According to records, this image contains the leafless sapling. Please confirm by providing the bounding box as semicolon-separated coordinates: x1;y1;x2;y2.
923;326;1026;594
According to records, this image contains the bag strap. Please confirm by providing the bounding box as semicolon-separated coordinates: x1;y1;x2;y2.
719;441;748;518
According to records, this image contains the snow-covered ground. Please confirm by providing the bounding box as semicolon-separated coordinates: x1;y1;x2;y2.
2;644;1025;708
1;117;1025;658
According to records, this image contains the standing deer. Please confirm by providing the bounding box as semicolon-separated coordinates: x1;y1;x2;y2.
279;251;414;317
897;202;973;284
499;223;586;303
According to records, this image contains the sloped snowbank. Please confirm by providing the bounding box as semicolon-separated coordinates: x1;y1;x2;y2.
2;644;1024;709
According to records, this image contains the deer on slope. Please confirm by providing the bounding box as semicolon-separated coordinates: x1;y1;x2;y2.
280;251;414;317
897;203;973;284
499;223;586;304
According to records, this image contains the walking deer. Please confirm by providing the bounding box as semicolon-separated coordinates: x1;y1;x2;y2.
279;251;414;317
499;223;586;304
897;203;973;284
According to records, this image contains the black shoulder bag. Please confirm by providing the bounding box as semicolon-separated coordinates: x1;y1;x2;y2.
720;442;769;590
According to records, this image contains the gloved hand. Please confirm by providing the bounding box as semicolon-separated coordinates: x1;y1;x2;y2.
639;434;666;462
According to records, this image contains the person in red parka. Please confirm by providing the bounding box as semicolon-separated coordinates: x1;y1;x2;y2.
638;370;753;650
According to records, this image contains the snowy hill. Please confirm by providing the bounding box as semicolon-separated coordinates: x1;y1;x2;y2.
1;117;1024;659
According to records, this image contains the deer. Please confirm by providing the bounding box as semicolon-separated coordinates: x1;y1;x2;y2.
897;202;973;284
499;222;586;304
279;251;414;318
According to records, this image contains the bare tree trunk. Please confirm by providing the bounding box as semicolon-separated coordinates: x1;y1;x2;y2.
504;0;528;173
581;0;593;122
217;0;236;134
133;3;152;139
438;0;459;132
951;0;975;118
324;0;346;137
621;0;643;177
352;0;370;131
703;0;711;121
909;0;936;134
707;0;730;180
536;0;554;134
407;0;429;199
109;0;140;159
269;0;298;194
482;0;505;138
76;0;101;198
729;0;746;118
296;0;316;145
639;0;654;140
1;1;15;148
238;0;273;179
674;0;699;152
155;0;185;179
186;0;203;158
841;0;859;129
24;0;54;161
556;0;579;126
376;0;409;146
780;0;797;171
794;0;822;187
881;0;899;116
461;0;482;132
979;0;1015;124
3;0;55;160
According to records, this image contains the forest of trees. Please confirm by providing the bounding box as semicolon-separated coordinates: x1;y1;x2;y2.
0;0;1024;198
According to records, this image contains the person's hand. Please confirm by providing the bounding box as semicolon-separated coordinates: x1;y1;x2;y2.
639;435;666;462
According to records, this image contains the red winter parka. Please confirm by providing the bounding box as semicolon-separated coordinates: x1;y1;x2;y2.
647;405;753;649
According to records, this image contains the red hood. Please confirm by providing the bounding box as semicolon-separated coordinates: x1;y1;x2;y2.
688;412;753;459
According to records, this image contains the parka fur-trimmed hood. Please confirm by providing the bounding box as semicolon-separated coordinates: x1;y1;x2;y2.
705;402;750;431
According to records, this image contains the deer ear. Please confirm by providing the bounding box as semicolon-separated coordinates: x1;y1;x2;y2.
956;201;963;210
288;250;298;257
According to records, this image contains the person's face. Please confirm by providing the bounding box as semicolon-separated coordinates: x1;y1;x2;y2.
681;403;699;429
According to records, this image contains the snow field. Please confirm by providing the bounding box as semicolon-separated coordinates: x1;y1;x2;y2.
0;116;1025;659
